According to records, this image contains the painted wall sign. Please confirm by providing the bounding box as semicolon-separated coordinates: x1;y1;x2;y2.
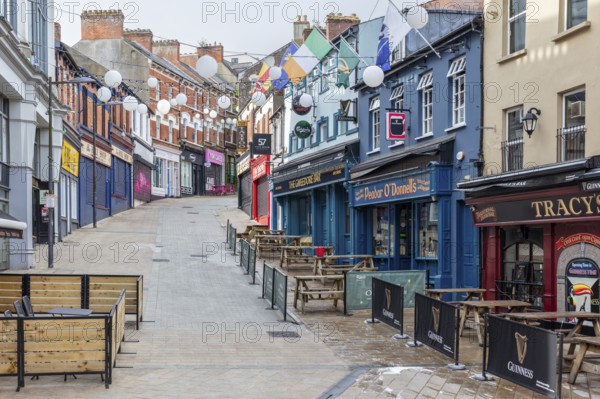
565;258;600;314
556;234;600;251
237;154;251;176
81;141;111;167
294;120;313;139
251;158;268;180
61;140;80;177
581;181;600;192
353;174;431;206
205;149;225;166
273;163;345;195
472;192;600;225
386;112;406;141
111;145;133;164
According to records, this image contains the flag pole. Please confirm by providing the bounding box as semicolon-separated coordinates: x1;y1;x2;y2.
388;0;441;59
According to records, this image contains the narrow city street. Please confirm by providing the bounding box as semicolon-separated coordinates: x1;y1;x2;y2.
0;197;598;398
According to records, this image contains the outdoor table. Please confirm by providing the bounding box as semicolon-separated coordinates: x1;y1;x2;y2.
455;299;531;346
293;275;345;314
279;246;333;270
424;288;486;302
255;235;307;259
48;307;93;317
568;336;600;384
314;255;376;275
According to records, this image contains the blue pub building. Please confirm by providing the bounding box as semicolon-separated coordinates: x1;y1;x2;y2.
350;7;483;289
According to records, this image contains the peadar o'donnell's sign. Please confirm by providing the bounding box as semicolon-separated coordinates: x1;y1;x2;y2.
353;173;432;206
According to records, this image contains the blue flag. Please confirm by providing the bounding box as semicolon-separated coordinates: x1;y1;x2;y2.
377;3;411;72
273;42;298;90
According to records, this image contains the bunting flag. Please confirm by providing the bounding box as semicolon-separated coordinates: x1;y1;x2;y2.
283;28;333;83
336;38;360;89
255;62;271;93
377;2;412;71
273;42;298;90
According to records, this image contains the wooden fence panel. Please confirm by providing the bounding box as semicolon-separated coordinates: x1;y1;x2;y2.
0;276;23;311
29;276;83;311
0;319;18;376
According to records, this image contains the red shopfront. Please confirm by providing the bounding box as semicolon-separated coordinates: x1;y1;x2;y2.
468;183;600;312
251;155;270;226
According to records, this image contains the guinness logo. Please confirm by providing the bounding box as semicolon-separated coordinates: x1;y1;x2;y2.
515;332;528;364
432;306;440;333
385;288;391;310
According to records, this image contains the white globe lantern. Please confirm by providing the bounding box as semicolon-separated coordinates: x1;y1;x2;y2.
176;93;188;106
363;65;385;88
251;91;266;106
217;95;231;109
97;86;112;103
137;103;148;114
104;70;122;88
299;93;313;108
226;118;233;124
147;77;158;88
269;66;282;80
123;96;138;111
170;99;178;107
196;55;218;79
209;110;218;119
406;6;429;30
203;108;210;115
157;99;171;115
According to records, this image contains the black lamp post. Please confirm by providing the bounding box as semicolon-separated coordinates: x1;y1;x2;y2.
522;108;541;138
47;76;95;268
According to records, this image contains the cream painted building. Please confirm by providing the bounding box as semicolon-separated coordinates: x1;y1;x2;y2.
460;1;600;313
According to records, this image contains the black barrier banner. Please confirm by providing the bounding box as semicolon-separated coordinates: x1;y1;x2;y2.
240;240;249;271
248;245;257;284
372;278;404;333
274;269;288;321
263;263;274;304
414;293;457;359
487;316;559;398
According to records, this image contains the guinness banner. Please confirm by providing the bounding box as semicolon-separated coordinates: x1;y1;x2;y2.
487;315;559;398
414;293;458;360
372;278;404;333
345;271;426;311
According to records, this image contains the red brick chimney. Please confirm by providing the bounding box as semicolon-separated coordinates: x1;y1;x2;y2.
180;53;198;67
54;22;61;42
153;40;180;64
124;29;153;52
325;13;360;40
197;43;223;64
81;10;125;40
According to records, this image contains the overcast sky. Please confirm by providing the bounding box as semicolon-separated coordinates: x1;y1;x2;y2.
56;1;391;59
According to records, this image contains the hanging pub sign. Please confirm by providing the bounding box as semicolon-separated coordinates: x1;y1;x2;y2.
292;94;312;116
252;134;271;155
338;100;357;122
237;121;248;151
387;112;406;140
294;120;313;139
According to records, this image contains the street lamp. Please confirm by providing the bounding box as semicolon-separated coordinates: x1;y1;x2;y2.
522;108;541;138
47;76;95;268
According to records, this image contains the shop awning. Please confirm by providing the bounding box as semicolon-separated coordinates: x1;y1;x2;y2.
0;211;26;239
350;134;455;180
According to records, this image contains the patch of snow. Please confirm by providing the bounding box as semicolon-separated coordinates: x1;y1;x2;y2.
380;366;432;375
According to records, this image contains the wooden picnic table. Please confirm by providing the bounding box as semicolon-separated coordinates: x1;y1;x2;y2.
255;235;309;259
293;275;345;314
455;299;531;346
424;288;486;302
313;255;376;275
501;311;600;384
279;246;333;270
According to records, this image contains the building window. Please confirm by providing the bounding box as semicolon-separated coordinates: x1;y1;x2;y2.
0;96;8;163
181;161;192;188
390;85;404;111
168;120;173;143
503;107;523;171
417;72;433;136
193;122;199;144
391;38;406;64
155;115;161;139
2;0;18;31
508;0;526;53
194;91;198;109
417;202;438;259
29;0;48;73
447;57;466;126
155;81;160;101
70;178;78;220
559;89;586;161
369;97;380;151
153;158;164;188
566;0;587;29
168;86;173;100
373;206;394;257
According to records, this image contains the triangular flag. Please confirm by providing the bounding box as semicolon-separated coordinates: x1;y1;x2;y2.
377;3;412;72
273;42;298;90
283;29;333;83
336;38;360;89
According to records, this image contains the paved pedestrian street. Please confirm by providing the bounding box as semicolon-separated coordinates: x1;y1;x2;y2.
1;197;599;398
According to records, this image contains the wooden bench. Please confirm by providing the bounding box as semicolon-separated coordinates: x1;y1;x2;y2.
568;336;600;384
279;246;333;270
293;275;344;314
236;224;269;240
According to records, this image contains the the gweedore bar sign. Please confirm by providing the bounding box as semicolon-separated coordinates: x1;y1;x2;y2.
472;192;600;225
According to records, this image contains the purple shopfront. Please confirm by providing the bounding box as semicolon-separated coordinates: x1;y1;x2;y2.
204;149;225;193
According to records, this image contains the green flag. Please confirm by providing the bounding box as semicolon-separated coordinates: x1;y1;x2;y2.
337;39;360;88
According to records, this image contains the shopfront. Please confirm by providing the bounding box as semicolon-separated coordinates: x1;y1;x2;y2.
205;149;225;193
79;137;112;227
251;155;270;226
152;146;181;199
111;143;133;215
133;135;154;206
461;159;600;310
59;132;80;240
237;152;252;216
180;149;204;196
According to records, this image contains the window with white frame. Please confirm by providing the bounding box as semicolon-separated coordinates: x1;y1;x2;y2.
448;57;466;126
390;85;404;111
417;72;433;136
508;0;526;54
194;122;199;144
168;86;173;100
155;81;160;101
370;97;381;151
168;120;173;143
194;91;198;109
504;107;523;171
320;119;328;141
391;38;406;64
561;89;586;161
155;115;161;139
0;96;8;163
566;0;587;29
71;178;78;219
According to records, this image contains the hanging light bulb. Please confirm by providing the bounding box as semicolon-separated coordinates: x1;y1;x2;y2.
147;77;158;88
217;95;231;109
104;70;122;88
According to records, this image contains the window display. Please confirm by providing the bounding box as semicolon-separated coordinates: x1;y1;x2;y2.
418;202;438;258
372;206;393;256
398;205;411;257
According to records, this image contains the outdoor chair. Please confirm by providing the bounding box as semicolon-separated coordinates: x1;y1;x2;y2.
13;300;25;317
22;295;35;317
